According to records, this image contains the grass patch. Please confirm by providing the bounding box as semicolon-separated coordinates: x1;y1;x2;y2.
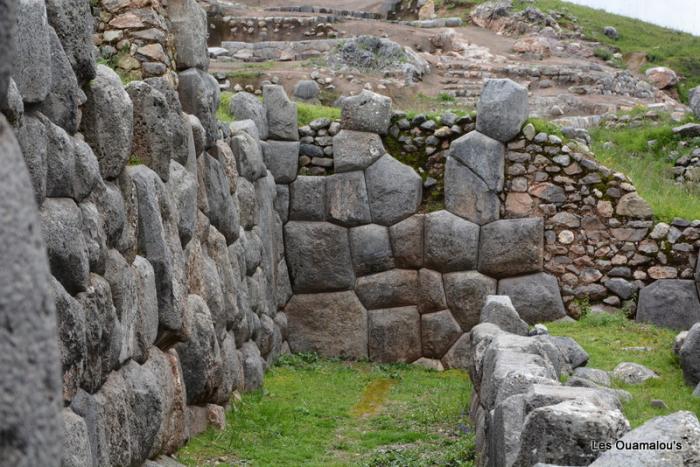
527;117;565;139
217;91;234;124
589;115;700;221
297;102;341;126
548;311;700;428
177;355;474;466
514;0;700;101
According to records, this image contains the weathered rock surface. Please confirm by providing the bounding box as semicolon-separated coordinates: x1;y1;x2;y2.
444;271;497;331
612;362;658;385
445;156;500;225
349;224;395;276
230;92;268;140
289;176;326;221
355;269;419;310
424;210;479;272
264;84;298;141
389;215;424;269
168;0;209;71
637;280;700;330
261;140;298;183
13;0;52;103
476;78;529;143
340;90;392;135
368;306;422;362
333;129;385;172
680;323;700;386
421;310;463;358
480;295;529;336
286;291;368;358
498;272;566;323
365;154;422;225
326;171;371;226
478;217;543;278
449;131;505;191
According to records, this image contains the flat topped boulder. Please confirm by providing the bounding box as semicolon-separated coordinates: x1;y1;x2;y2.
284;221;355;293
365;154;422;226
333;130;385;173
340;90;392;135
476;78;528;143
637;280;700;330
448;131;505;191
478;217;544;278
498;272;566;324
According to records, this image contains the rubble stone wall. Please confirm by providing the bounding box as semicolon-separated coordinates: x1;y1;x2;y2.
207;14;341;45
2;0;291;465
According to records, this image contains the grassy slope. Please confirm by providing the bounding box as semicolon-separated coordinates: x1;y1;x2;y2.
515;0;700;100
178;355;474;466
548;312;700;428
588;112;700;221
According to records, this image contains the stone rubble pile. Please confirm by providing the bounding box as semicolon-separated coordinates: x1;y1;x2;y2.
469;297;700;466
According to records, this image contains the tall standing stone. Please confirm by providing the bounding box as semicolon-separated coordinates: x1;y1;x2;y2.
13;0;52;103
263;85;298;141
476;78;529;143
45;0;96;83
168;0;209;71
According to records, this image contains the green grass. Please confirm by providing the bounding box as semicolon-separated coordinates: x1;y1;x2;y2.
548;311;700;428
177;354;474;466
514;0;700;101
527;117;565;139
589;114;700;221
217;91;234;124
297;102;341;126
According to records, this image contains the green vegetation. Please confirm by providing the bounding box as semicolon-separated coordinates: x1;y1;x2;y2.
514;0;700;101
526;117;565;139
548;311;700;428
589;113;700;221
178;354;474;466
297;102;341;126
217;91;235;124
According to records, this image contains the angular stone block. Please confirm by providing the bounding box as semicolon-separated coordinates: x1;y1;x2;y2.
289;175;326;221
476;78;529;143
445;156;500;225
365;154;422;226
263;84;298;141
349;224;395;276
389;214;424;269
478;217;544;278
444;271;497;331
368;306;421;362
449;131;505;191
421;309;462;358
333;129;385;172
340;90;392;135
284;221;355;293
424;210;479;272
326;171;372;227
230;91;268;139
637;280;700;330
286;291;368;359
261;140;299;184
355;269;419;310
498;272;566;324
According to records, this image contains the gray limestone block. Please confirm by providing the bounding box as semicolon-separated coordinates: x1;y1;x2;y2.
61;408;93;467
476;78;529;143
230;92;268;140
133;255;159;351
240;341;265;391
51;276;86;403
230;131;266;182
340;90;392;135
326;171;372;227
365;154;422;226
444;156;500;225
45;0;96;83
261;140;299;183
284;221;355;293
424;210;479;273
498;272;566;324
177;68;220;148
274;184;289;223
168;159;198;246
79;200;107;275
478;217;544;278
263;84;298;141
0;0;16;105
448;130;505;191
349;224;395;276
201;153;239;244
333;129;385;172
637;280;700;330
104;249;141;364
680;323;700;386
421;309;462;358
444;271;497;331
15;113;48;204
368;306;422;362
441;333;471;370
417;268;447;314
355;269;419;310
81;65;134;180
480;295;529;336
236;177;259;229
389;214;424;269
289;176;326;221
13;0;52;103
168;0;209;71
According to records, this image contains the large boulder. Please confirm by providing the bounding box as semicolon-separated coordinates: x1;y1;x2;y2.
368;306;422;362
284;221;355;293
61;408;92;467
0;115;63;466
81;65;134;180
449;131;504;191
516;399;629;466
340;90;392;135
680;323;700;386
38;27;86;134
333;129;385;172
13;0;52;103
424;210;479;272
444;271;497;331
286;291;368;358
45;0;95;83
293;79;320;101
498;272;566;323
229;92;268;140
40;198;90;294
230;131;266;182
445;156;500;225
51;277;86;402
591;411;700;466
365;154;422;225
417;268;447;313
178;68;220;148
289;176;326;221
263;84;298;141
478;217;543;278
637;280;700;330
476;78;528;143
480;295;528;336
200;153;239;243
261;140;299;184
15;114;48;204
349;224;395;276
0;0;16;104
355;269;419;310
421;310;462;358
240;341;265;391
326;171;371;227
645;66;678;89
168;0;209;71
103;250;141;364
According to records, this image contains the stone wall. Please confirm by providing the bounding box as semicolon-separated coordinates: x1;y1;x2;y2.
207;14;341;45
2;0;291;465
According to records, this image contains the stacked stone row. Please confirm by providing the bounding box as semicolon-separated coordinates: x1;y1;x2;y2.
502;123;700;328
298;117;340;175
210;14;340;43
279;84;569;368
94;0;208;81
1;1;293;465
